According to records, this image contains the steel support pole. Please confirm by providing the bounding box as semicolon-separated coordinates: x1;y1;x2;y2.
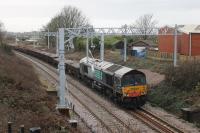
100;34;104;61
86;29;89;62
123;38;127;62
48;29;50;49
189;32;192;57
174;24;178;67
56;31;59;56
58;28;68;108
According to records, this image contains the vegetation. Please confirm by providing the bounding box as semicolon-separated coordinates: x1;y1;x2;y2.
45;6;89;31
73;36;124;51
0;43;13;55
148;61;200;115
165;61;200;91
0;46;67;132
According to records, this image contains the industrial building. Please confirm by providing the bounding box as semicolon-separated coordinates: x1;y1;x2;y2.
158;25;200;56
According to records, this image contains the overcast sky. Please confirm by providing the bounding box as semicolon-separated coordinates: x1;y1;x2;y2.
0;0;199;32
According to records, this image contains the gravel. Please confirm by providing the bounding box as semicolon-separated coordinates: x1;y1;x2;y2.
143;103;200;133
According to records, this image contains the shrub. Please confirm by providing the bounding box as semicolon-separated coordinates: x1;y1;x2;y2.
165;61;200;91
0;43;12;54
148;82;189;114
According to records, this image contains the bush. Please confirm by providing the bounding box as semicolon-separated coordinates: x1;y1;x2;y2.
148;82;189;114
165;61;200;91
0;43;12;54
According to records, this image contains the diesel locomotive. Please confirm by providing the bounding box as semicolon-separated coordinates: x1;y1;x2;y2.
80;57;147;106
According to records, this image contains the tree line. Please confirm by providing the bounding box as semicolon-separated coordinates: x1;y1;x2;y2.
42;5;157;50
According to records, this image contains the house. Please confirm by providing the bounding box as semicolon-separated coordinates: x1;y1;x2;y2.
158;25;200;56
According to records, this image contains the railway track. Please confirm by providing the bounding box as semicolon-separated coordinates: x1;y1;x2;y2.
15;51;185;133
15;51;137;133
129;108;184;133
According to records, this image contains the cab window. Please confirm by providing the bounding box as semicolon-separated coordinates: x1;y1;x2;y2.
114;77;121;87
122;73;146;87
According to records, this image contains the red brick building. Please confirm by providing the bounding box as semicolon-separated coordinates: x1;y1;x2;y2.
158;25;200;56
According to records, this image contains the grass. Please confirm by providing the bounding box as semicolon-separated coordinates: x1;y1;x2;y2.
102;50;172;74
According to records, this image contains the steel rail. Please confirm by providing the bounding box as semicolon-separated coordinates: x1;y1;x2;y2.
15;51;135;133
139;108;184;133
15;50;185;133
128;108;184;133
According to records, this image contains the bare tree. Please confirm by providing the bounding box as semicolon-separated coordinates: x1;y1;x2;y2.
45;6;89;32
42;6;90;48
134;14;157;40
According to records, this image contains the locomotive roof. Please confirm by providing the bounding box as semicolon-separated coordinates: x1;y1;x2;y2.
80;57;113;70
80;57;136;77
115;67;133;77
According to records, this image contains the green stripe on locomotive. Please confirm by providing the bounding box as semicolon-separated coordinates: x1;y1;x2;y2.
95;69;102;80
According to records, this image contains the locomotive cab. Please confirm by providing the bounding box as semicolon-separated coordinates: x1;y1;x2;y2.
121;70;147;98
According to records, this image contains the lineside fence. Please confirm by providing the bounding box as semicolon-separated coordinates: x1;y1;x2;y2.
146;50;200;62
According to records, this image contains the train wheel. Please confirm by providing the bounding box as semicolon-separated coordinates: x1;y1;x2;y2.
91;81;95;89
109;92;114;100
136;97;141;108
140;96;146;106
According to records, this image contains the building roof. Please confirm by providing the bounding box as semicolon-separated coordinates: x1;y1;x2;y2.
179;25;200;34
129;40;157;47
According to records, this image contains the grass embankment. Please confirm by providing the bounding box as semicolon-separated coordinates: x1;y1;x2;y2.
148;61;200;124
0;44;67;132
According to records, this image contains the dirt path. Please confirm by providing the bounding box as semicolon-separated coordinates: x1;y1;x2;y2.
139;69;165;87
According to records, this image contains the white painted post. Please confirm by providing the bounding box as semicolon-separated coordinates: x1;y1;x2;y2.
174;24;178;67
57;28;68;108
124;38;127;62
100;34;104;61
48;29;50;49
